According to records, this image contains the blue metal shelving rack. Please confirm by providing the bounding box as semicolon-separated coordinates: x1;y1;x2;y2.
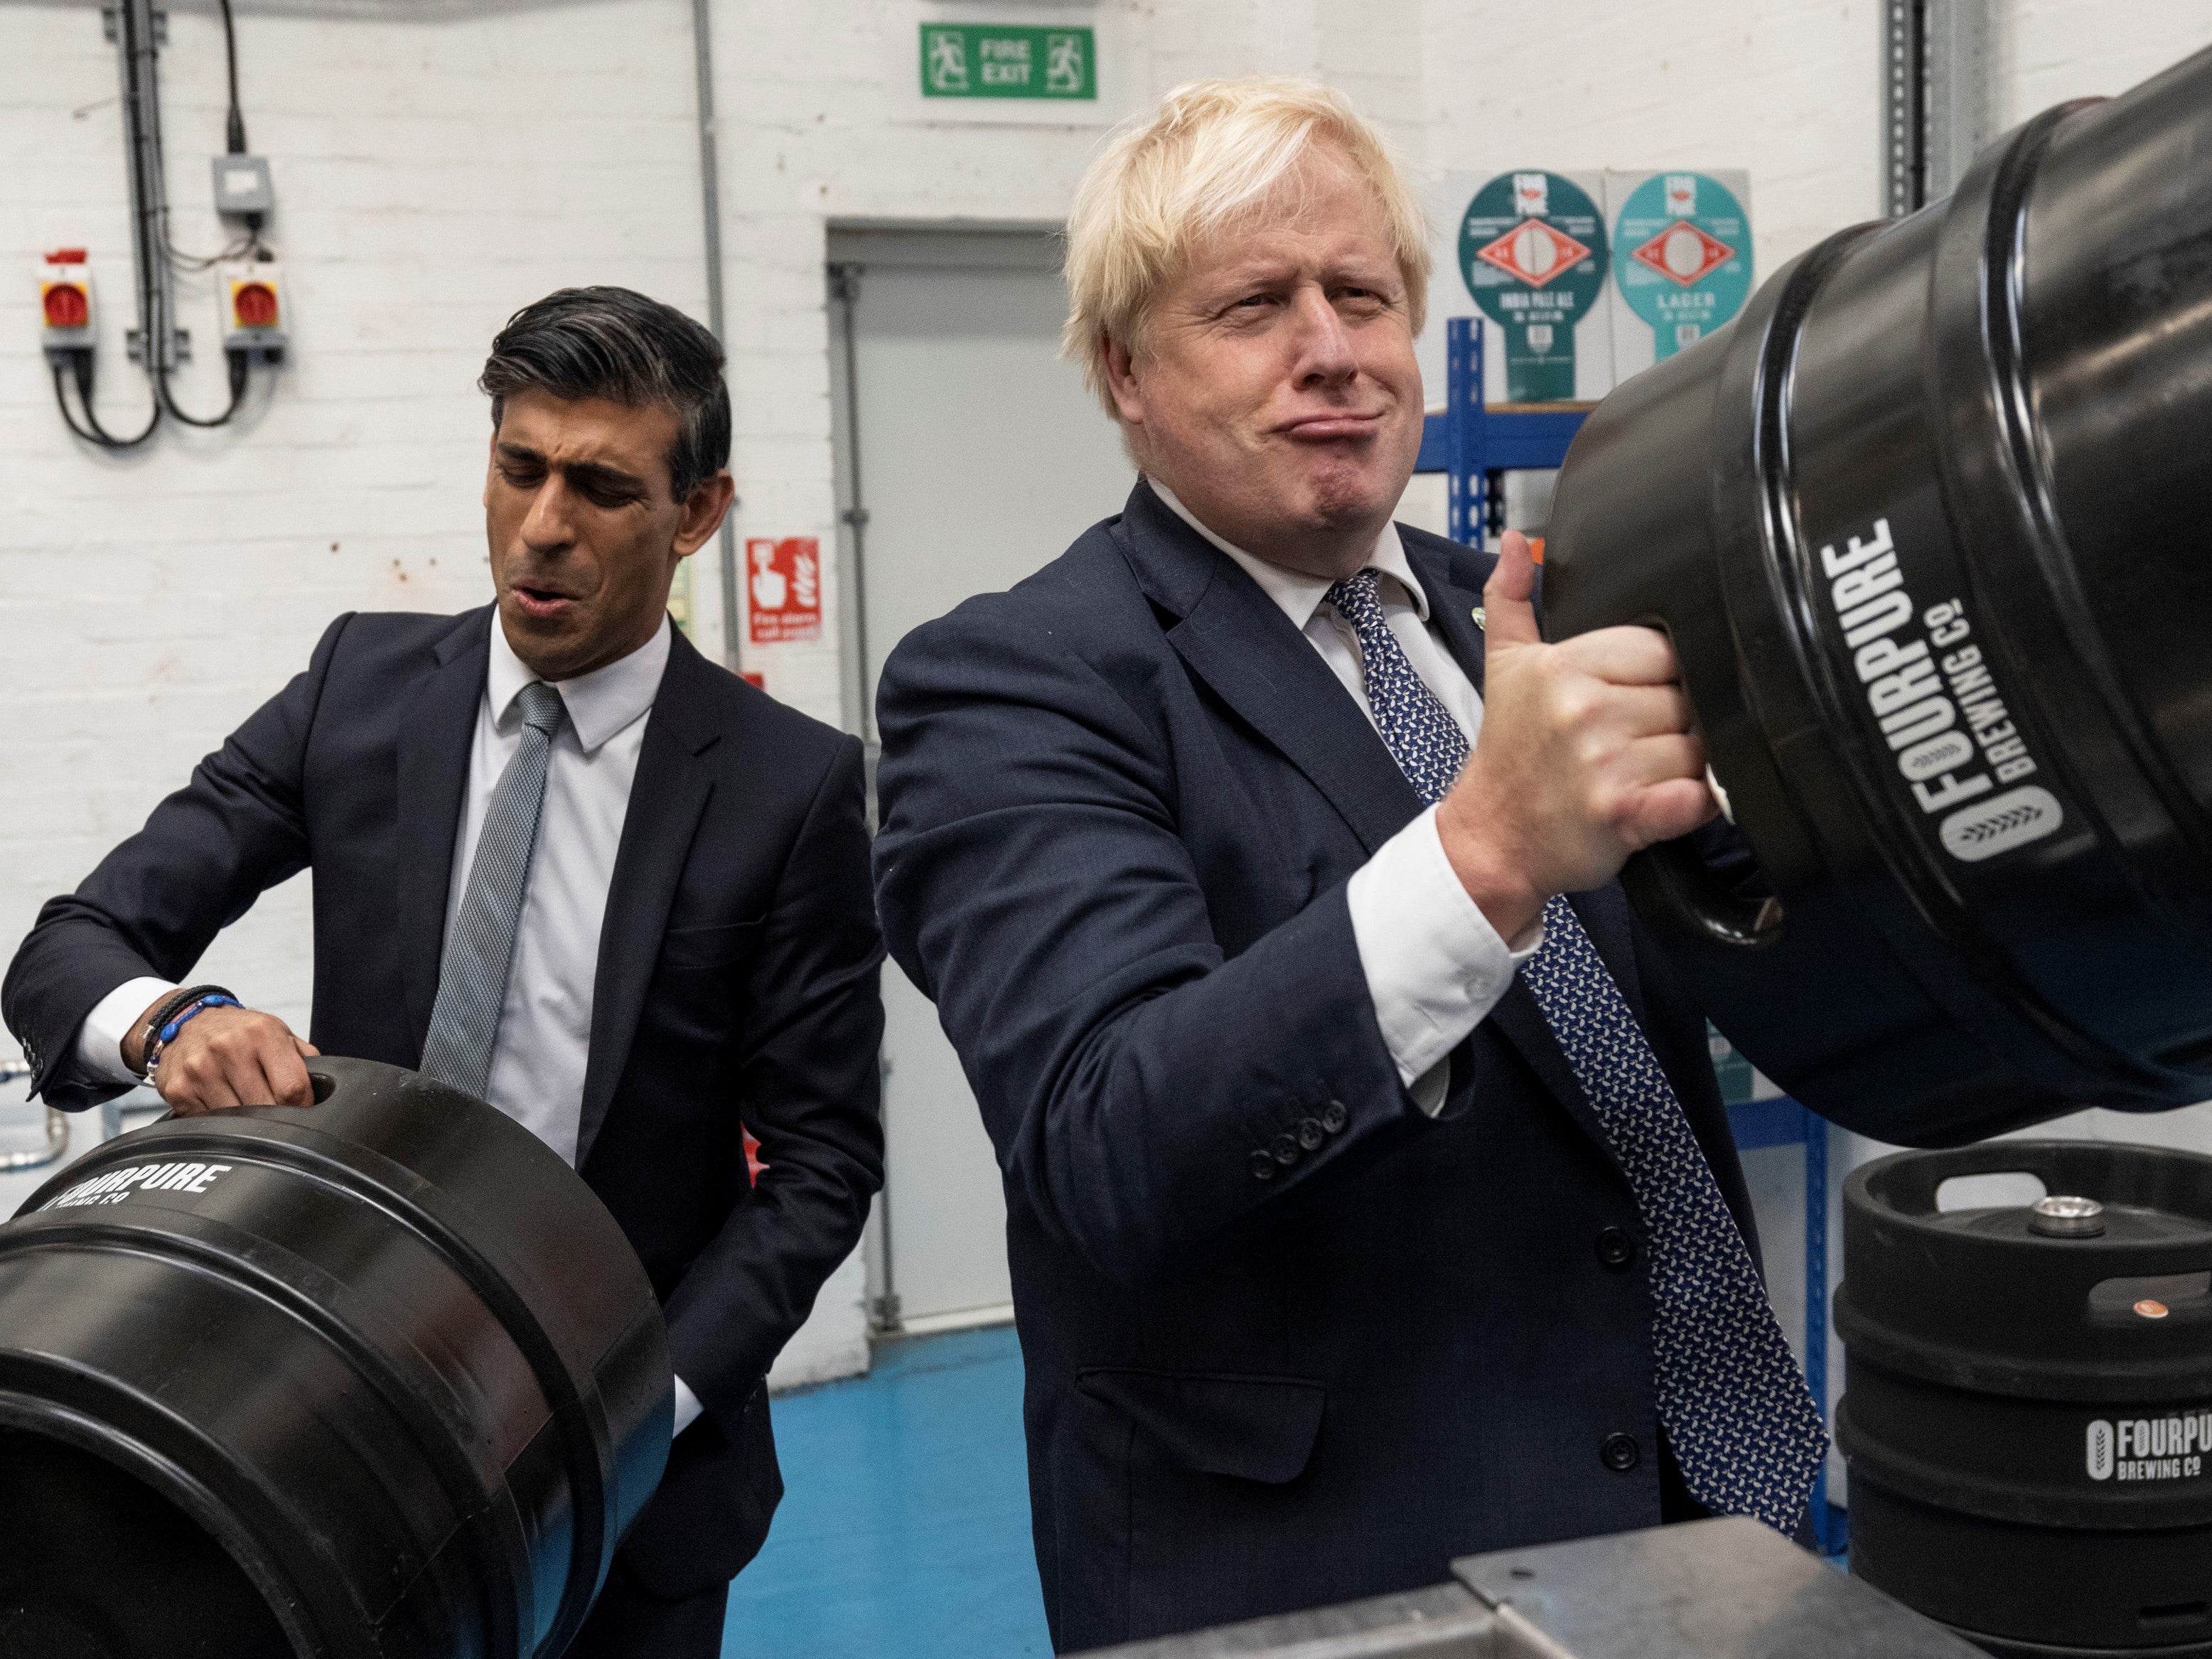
1415;314;1845;1554
1414;316;1591;548
1727;1095;1847;1556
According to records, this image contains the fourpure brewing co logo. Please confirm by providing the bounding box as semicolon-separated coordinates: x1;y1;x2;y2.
44;1159;235;1209
1818;517;2065;864
2088;1414;2212;1482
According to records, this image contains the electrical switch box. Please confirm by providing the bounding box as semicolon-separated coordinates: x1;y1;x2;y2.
218;261;286;357
38;249;95;363
211;154;275;217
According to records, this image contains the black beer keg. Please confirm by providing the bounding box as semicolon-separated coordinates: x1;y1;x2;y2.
0;1056;670;1659
1543;43;2212;1144
1836;1140;2212;1657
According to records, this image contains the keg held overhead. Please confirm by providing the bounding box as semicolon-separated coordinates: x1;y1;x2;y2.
1542;41;2212;1147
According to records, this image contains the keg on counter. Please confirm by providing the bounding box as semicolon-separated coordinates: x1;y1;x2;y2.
1542;42;2212;1147
0;1056;671;1659
1837;1141;2212;1658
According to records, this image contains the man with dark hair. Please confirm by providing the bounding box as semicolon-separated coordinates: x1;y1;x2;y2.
4;286;885;1657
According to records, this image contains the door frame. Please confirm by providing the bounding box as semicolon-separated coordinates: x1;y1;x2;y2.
825;220;1066;1336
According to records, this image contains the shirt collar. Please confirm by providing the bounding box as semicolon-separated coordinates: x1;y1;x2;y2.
1149;478;1430;630
485;611;671;754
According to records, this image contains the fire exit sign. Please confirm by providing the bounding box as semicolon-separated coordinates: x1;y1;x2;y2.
919;23;1095;100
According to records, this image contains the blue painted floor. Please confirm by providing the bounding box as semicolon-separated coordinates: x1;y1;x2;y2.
724;1324;1053;1658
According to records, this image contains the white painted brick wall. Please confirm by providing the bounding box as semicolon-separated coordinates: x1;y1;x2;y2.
3;0;716;1052
2007;0;2212;114
9;0;2212;1397
1422;0;1885;291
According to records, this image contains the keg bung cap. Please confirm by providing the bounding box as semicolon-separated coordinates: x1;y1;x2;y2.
2029;1193;2106;1237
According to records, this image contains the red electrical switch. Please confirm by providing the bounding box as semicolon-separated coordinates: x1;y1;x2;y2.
232;281;278;327
39;249;95;361
218;261;286;357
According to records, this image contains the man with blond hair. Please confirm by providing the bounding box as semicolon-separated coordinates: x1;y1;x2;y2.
873;80;1825;1647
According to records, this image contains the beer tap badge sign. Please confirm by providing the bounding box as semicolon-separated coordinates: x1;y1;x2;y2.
1611;171;1752;367
1457;171;1610;402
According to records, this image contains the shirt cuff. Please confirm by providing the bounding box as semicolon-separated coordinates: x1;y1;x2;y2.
673;1375;705;1437
76;976;178;1086
1346;805;1542;1110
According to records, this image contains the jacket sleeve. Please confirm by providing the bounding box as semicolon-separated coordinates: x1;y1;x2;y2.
2;614;353;1109
871;601;1416;1289
660;734;886;1414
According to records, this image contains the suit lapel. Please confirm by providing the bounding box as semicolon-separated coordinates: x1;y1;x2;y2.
576;627;719;1165
395;608;493;1057
1119;484;1424;856
1403;539;1490;702
1123;496;1645;1170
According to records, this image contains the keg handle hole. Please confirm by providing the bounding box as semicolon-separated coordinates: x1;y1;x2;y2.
1616;616;1786;952
305;1068;335;1105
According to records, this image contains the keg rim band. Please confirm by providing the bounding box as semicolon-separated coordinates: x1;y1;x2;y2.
0;1215;537;1651
1716;141;2175;1099
152;1115;618;1654
0;1383;327;1656
25;1109;622;1656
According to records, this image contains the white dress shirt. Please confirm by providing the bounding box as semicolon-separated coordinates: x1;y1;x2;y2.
448;613;665;1169
1150;482;1542;1113
80;611;708;1434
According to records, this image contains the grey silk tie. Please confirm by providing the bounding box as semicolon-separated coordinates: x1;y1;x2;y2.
419;680;568;1102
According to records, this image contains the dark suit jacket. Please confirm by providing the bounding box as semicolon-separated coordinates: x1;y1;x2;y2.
871;481;1756;1650
3;606;886;1598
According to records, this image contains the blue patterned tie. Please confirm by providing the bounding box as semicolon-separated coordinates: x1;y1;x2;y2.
1324;568;1827;1535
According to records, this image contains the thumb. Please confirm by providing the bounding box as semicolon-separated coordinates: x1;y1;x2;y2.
1483;530;1541;651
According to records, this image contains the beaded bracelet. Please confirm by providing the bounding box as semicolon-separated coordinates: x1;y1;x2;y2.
134;984;236;1079
145;993;243;1080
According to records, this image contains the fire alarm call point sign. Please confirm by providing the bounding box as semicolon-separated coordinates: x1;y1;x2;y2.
746;537;823;644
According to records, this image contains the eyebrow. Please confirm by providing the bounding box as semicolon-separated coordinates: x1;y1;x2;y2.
1202;255;1402;294
495;442;650;495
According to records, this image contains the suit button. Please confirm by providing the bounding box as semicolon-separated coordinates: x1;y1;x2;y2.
1297;1117;1325;1151
1249;1150;1278;1181
1321;1100;1348;1134
1596;1227;1634;1271
1269;1132;1300;1166
1600;1432;1641;1473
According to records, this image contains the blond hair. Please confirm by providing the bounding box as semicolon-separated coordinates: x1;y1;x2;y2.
1061;77;1432;416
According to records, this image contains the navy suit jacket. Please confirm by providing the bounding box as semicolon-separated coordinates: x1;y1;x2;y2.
4;607;886;1598
872;481;1755;1650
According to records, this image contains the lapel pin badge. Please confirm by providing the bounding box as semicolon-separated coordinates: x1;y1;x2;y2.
1471;606;1486;630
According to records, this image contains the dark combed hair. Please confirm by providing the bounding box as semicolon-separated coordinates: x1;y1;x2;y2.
479;286;731;501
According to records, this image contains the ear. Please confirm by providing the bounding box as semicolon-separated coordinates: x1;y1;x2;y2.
1102;331;1147;428
672;470;737;559
482;429;499;512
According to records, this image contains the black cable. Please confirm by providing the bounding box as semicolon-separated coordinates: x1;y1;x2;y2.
116;0;178;434
156;353;250;429
222;4;266;258
64;0;262;449
154;0;257;269
148;0;254;428
158;227;255;273
219;0;246;154
52;355;160;450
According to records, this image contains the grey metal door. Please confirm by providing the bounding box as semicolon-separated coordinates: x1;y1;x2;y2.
829;225;1135;1329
